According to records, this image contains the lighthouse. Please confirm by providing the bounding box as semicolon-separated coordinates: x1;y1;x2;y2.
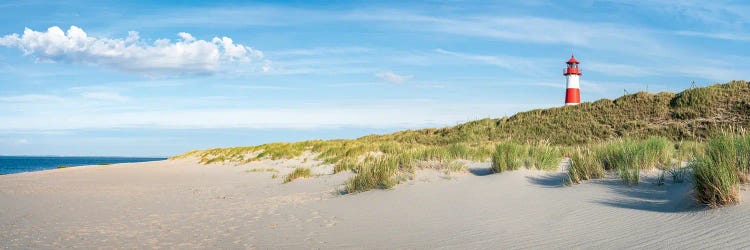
563;55;582;105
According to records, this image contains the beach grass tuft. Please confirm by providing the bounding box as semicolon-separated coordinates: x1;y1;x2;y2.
345;156;405;193
567;147;604;184
691;133;750;207
491;142;525;173
283;167;312;183
597;137;674;185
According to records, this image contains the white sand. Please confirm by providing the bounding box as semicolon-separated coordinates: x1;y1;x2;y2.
2;158;750;249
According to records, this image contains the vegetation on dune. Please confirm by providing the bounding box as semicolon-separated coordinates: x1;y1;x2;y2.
367;80;750;146
600;137;674;185
171;81;750;207
692;133;750;207
567;147;605;184
565;137;675;185
674;140;705;162
490;142;562;173
491;142;525;173
172;141;320;164
283;167;312;183
345;156;409;193
525;144;562;171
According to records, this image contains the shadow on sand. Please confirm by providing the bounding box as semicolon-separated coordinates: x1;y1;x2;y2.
523;170;702;213
467;167;493;176
526;172;569;188
592;177;702;213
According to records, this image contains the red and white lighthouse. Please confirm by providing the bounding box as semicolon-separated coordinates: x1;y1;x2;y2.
563;55;582;105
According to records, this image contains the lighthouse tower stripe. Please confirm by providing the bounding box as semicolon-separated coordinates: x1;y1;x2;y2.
565;88;580;103
566;74;580;89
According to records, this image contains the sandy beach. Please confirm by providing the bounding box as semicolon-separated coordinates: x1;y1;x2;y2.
2;157;750;249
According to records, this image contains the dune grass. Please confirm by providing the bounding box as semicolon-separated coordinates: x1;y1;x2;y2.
490;142;562;173
345;156;409;193
675;140;705;162
567;147;605;184
525;144;562;171
490;142;525;173
692;133;750;207
283;167;312;183
594;137;674;185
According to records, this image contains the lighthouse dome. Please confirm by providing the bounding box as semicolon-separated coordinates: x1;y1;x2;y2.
566;55;579;64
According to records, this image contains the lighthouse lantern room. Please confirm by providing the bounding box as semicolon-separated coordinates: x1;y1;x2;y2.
563;55;582;105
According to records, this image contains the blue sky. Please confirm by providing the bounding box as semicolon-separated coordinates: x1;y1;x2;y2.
1;0;749;156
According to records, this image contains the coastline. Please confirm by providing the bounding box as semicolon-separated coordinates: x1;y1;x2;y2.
0;156;167;175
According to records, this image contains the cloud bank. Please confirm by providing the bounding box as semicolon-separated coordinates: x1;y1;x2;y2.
0;26;266;75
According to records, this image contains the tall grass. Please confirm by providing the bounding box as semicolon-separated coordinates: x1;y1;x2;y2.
565;137;675;185
567;147;604;184
490;142;562;173
692;133;750;207
674;140;705;162
597;137;673;185
525;144;562;171
491;142;525;173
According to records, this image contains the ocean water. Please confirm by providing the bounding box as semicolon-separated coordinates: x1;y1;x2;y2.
0;156;166;175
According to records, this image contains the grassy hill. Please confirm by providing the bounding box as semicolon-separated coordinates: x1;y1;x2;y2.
174;80;750;204
365;80;750;145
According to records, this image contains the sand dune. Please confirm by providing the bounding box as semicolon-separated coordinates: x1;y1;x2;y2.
2;159;750;249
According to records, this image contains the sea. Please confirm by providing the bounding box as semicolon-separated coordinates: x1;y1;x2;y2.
0;156;167;175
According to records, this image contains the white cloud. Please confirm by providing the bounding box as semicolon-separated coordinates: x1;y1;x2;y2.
0;26;265;75
375;71;412;84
